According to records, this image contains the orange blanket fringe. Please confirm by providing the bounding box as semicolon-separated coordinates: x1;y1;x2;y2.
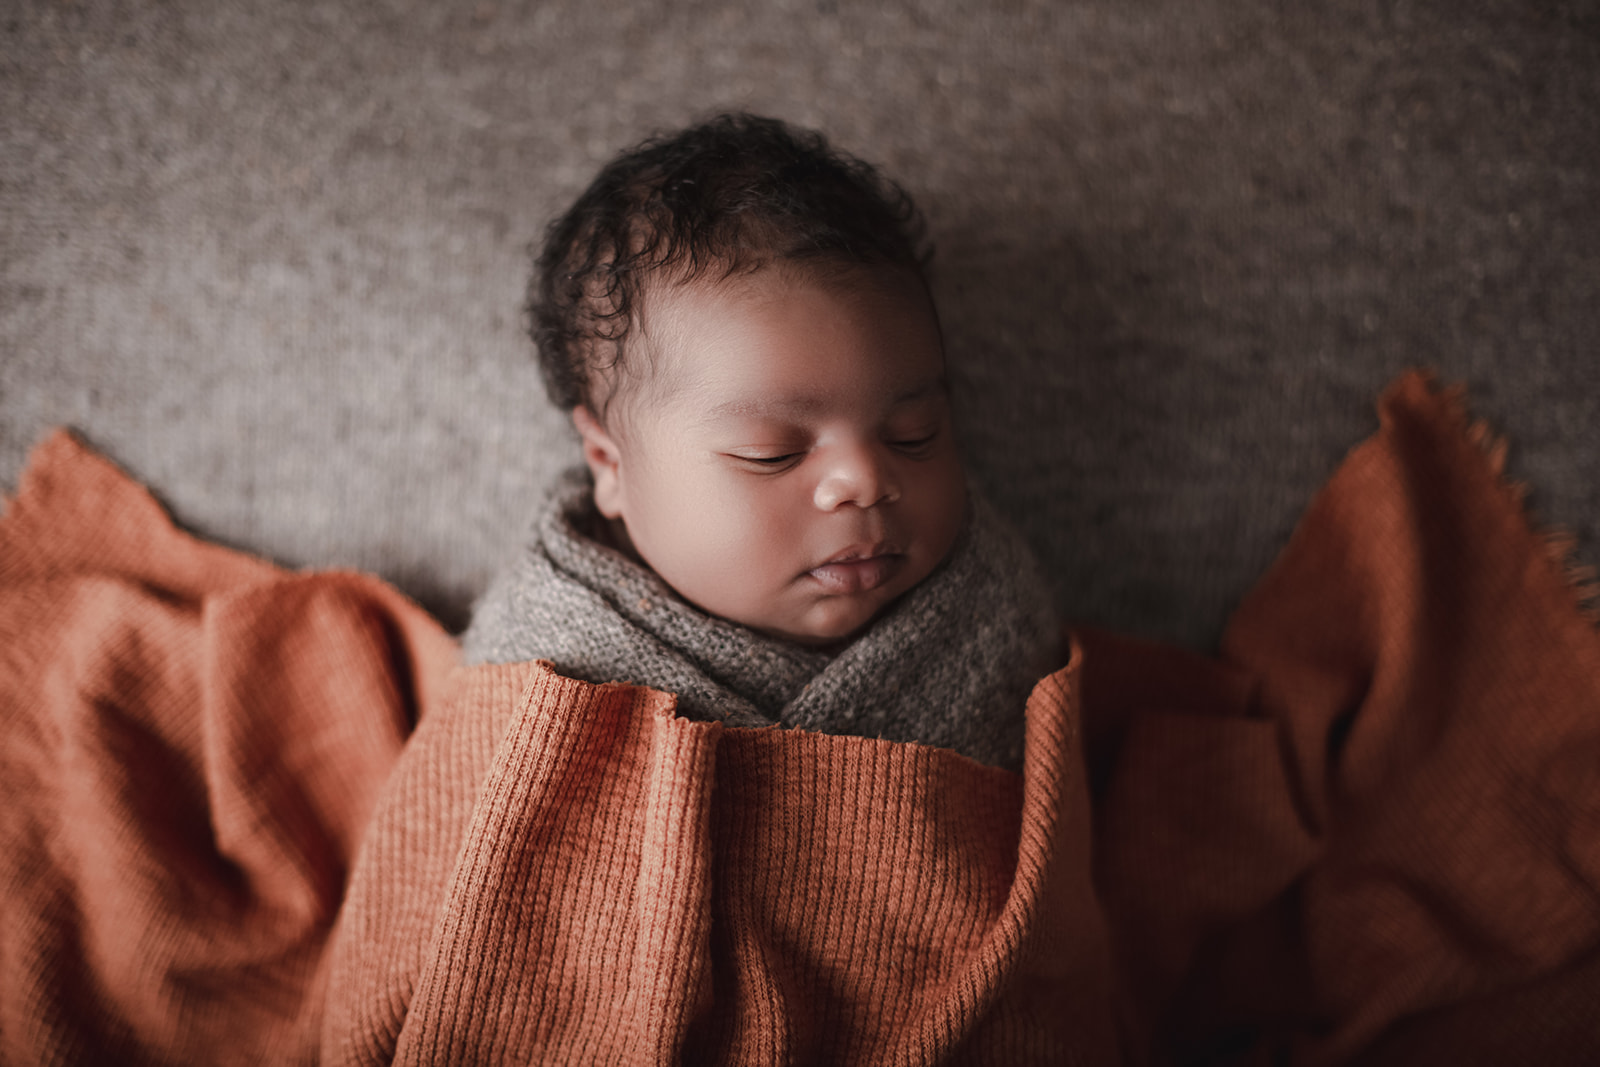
3;372;1597;1064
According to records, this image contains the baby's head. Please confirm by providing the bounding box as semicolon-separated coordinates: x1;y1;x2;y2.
531;113;966;646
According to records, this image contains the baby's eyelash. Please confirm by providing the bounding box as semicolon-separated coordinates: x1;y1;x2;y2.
726;451;804;469
890;431;939;452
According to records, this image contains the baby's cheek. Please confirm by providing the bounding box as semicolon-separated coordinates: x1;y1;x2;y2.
718;481;803;551
683;488;788;591
906;459;963;535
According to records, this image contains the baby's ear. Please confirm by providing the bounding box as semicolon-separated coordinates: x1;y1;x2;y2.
571;405;625;519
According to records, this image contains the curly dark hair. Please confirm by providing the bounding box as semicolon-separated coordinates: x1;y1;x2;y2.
530;112;932;414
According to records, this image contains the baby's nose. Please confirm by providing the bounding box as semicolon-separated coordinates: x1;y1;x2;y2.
813;445;900;510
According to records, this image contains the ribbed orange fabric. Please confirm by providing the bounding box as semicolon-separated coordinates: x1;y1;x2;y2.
323;656;1117;1066
1087;374;1600;1064
0;432;458;1065
5;371;1599;1065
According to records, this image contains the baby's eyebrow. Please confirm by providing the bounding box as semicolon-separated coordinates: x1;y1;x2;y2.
703;396;827;421
701;377;947;422
889;378;948;405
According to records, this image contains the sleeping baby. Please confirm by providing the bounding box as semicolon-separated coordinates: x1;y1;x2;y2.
463;112;1060;771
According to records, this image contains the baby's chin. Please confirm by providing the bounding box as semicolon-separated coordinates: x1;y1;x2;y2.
747;591;901;648
663;556;937;648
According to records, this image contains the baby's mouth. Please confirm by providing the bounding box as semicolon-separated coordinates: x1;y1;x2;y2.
805;545;905;594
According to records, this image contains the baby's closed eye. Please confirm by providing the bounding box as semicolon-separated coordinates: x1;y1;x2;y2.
725;449;806;471
888;430;940;455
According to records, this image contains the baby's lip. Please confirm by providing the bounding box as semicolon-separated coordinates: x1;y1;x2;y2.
805;543;904;594
816;541;899;567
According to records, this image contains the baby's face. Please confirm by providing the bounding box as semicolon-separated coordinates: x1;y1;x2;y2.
575;263;966;645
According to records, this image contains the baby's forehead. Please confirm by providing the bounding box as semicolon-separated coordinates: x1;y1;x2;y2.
604;260;944;422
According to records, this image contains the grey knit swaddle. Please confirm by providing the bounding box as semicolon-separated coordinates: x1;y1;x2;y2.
463;471;1060;770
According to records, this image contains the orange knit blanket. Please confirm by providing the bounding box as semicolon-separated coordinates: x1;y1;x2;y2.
3;373;1597;1064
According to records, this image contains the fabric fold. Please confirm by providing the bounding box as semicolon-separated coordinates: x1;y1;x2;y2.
0;432;458;1066
1088;374;1600;1064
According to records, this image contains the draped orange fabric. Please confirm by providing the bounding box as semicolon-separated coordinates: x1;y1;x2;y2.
321;656;1117;1065
1085;374;1600;1064
3;372;1597;1064
0;432;459;1064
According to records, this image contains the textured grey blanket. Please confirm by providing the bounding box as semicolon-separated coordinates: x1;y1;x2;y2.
463;471;1060;770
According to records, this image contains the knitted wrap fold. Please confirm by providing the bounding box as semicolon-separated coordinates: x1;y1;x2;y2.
462;471;1061;769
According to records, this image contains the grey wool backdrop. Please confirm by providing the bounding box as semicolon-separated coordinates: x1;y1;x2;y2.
3;0;1597;646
